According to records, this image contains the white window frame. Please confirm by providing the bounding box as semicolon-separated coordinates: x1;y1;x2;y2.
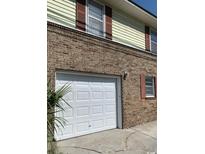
145;76;155;98
86;0;106;38
150;28;157;53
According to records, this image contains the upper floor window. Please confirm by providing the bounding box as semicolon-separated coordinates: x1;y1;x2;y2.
87;0;104;37
150;30;157;54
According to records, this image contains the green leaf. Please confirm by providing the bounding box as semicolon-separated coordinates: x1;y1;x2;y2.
47;82;72;138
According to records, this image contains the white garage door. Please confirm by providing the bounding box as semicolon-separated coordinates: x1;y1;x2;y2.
55;72;118;140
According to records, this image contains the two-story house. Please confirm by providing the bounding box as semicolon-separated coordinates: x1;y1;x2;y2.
47;0;157;140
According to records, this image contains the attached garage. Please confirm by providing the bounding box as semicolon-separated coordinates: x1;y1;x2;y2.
55;72;122;140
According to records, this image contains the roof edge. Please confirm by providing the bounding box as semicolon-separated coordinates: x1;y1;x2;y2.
127;0;157;18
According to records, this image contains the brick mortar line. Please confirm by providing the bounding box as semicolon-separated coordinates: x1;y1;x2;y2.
47;24;157;62
48;28;156;62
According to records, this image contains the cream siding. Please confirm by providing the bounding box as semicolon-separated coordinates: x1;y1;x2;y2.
47;0;146;50
112;9;145;50
47;0;76;28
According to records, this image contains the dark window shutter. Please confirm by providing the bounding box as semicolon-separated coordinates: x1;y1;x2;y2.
105;6;112;39
154;76;157;98
140;74;146;99
76;0;86;31
145;26;150;51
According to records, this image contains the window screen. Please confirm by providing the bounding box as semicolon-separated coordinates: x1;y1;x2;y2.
87;0;104;37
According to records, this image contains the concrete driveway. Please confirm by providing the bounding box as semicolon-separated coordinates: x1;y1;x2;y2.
56;121;157;154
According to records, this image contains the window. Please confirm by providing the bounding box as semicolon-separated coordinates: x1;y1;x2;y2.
150;30;157;54
145;76;155;97
87;0;104;37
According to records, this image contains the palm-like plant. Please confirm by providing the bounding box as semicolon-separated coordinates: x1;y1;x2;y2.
47;81;71;141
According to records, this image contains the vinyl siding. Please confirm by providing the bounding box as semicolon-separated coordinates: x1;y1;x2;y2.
47;0;146;50
47;0;76;28
112;9;145;50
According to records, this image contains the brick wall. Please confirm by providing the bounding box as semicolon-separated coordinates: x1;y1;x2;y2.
47;22;157;128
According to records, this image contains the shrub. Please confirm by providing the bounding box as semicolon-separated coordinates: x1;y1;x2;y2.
47;82;71;153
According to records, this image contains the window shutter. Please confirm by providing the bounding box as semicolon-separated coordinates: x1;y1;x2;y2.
140;74;146;99
105;6;112;39
76;0;86;31
145;26;150;51
154;76;157;98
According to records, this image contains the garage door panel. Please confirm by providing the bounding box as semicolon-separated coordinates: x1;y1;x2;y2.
59;99;74;106
76;91;90;100
76;106;90;117
105;117;116;127
56;108;73;118
105;104;116;113
75;100;91;107
92;105;103;115
90;85;103;91
104;91;116;99
75;80;90;84
55;80;71;85
91;119;104;129
62;124;73;135
75;84;90;90
63;92;73;101
56;124;73;137
55;73;119;140
103;86;115;91
91;99;104;104
91;91;104;99
104;99;116;104
103;82;115;86
76;121;90;133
